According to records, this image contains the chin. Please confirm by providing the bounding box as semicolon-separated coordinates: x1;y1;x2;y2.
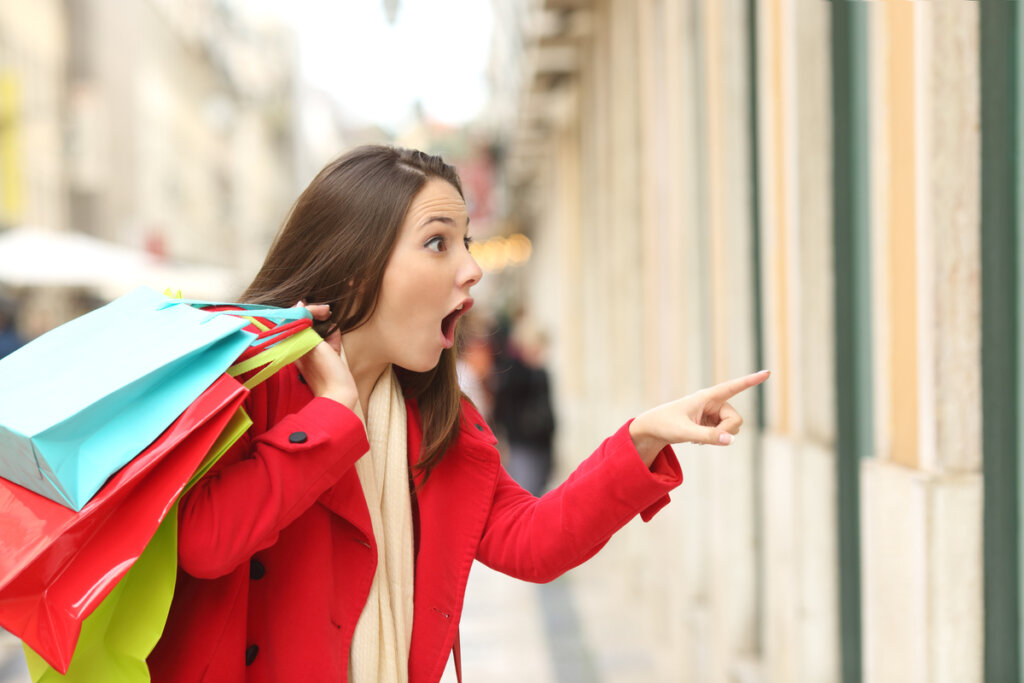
397;351;444;374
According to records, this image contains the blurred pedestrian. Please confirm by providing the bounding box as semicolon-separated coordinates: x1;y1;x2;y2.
493;316;555;495
455;311;495;420
0;297;24;360
147;144;769;682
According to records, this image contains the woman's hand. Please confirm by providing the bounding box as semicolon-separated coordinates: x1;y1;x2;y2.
629;370;770;467
292;302;358;409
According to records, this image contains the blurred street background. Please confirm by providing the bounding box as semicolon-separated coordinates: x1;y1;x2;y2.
0;0;1018;681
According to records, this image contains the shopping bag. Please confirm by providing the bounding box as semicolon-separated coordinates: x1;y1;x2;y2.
0;374;248;673
22;404;252;682
11;302;317;679
0;286;257;510
23;503;179;683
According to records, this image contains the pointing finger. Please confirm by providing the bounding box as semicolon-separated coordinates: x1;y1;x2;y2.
707;370;770;401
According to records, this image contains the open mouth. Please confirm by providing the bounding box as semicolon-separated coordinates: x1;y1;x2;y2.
441;300;473;348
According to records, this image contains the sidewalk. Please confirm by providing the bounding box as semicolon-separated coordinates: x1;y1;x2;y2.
0;629;28;683
443;562;601;683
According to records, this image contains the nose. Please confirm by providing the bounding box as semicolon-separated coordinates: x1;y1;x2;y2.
459;249;483;289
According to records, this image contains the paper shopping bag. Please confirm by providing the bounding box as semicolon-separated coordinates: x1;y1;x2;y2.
22;404;252;682
0;286;256;509
0;374;248;673
23;503;179;683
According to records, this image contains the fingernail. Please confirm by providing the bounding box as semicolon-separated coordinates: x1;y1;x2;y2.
718;433;733;445
759;369;770;374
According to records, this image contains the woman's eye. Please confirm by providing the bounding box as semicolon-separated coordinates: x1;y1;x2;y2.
425;236;447;253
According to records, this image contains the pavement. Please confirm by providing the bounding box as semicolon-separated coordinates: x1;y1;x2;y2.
0;563;605;683
442;563;602;683
0;629;28;683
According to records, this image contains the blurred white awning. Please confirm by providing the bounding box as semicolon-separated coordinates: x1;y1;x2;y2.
0;226;241;301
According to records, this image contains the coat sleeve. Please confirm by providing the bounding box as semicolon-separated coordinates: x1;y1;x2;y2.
475;419;682;583
176;392;369;578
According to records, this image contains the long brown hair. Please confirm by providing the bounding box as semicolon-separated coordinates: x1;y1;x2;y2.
242;145;467;479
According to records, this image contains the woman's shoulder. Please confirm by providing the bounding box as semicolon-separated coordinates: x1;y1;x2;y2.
457;396;499;447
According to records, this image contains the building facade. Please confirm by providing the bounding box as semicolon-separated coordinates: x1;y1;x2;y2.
0;0;67;231
0;0;306;313
489;0;1002;680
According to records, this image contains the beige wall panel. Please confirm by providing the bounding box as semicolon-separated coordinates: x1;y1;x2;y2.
861;460;928;683
761;434;800;683
861;460;983;683
797;442;840;682
705;0;762;679
794;0;835;448
717;0;759;384
677;450;715;681
636;0;667;405
551;120;584;405
677;0;711;395
926;1;981;475
929;474;982;683
661;0;699;402
707;441;759;681
603;0;644;415
578;0;612;414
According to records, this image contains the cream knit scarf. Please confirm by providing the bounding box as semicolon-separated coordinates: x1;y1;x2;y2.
348;367;415;683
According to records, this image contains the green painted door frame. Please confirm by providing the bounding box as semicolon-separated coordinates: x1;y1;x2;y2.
831;2;871;682
981;1;1021;681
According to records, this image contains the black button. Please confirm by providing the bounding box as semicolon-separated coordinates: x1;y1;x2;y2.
250;558;265;580
288;431;308;444
245;644;259;665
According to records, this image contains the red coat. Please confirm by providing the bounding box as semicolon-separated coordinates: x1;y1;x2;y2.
148;366;682;682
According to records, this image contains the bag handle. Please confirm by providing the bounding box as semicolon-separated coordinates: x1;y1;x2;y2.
161;292;322;390
159;299;313;326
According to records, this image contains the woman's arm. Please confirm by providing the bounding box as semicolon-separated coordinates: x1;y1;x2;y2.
476;421;681;583
475;370;769;582
176;395;367;578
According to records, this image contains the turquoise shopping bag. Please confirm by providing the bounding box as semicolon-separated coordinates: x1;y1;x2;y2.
0;286;257;510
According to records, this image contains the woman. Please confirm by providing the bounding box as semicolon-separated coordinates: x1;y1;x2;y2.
148;145;768;683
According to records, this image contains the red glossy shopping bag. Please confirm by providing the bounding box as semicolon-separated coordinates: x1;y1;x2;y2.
0;374;248;673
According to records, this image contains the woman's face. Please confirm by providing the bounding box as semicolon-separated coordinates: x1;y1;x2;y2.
362;178;482;372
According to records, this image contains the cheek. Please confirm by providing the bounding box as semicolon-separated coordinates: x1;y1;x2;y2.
379;276;428;328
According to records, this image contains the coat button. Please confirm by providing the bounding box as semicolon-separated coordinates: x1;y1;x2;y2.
288;431;308;444
250;558;265;580
245;644;259;665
